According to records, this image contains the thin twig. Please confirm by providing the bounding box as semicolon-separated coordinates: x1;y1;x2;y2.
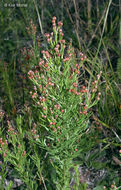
87;0;92;31
33;0;44;35
40;173;47;190
64;0;74;24
72;0;81;49
86;7;107;49
95;0;112;57
111;129;121;143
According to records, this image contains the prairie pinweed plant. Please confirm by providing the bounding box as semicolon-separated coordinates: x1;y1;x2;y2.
26;17;102;189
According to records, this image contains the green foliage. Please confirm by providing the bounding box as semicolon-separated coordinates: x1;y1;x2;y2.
26;17;101;189
117;58;121;80
0;61;15;113
0;17;101;189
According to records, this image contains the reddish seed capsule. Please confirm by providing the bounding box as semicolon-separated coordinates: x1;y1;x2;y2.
83;111;87;115
92;89;95;93
69;75;72;79
44;63;48;67
52;19;55;24
111;185;114;188
42;50;45;54
54;47;59;52
58;21;63;27
59;29;62;33
61;32;64;37
3;153;7;157
53;128;57;132
44;33;50;38
84;106;87;110
22;151;26;157
75;148;78;152
63;57;69;62
71;89;75;93
53;23;56;28
77;71;80;74
60;39;65;44
47;38;51;42
53;16;56;20
58;105;60;110
76;92;80;95
56;44;59;48
0;138;3;142
73;83;77;87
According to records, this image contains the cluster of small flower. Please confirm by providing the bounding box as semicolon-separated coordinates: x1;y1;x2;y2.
7;120;17;135
103;184;118;190
26;19;37;36
0;111;4;118
0;138;8;157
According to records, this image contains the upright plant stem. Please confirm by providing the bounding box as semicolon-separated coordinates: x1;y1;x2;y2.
96;0;99;18
95;0;112;58
61;0;64;22
86;7;106;50
119;0;121;47
33;0;44;35
72;0;81;49
87;0;92;32
41;0;44;22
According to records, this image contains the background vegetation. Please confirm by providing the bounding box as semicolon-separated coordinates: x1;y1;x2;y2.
0;0;121;189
